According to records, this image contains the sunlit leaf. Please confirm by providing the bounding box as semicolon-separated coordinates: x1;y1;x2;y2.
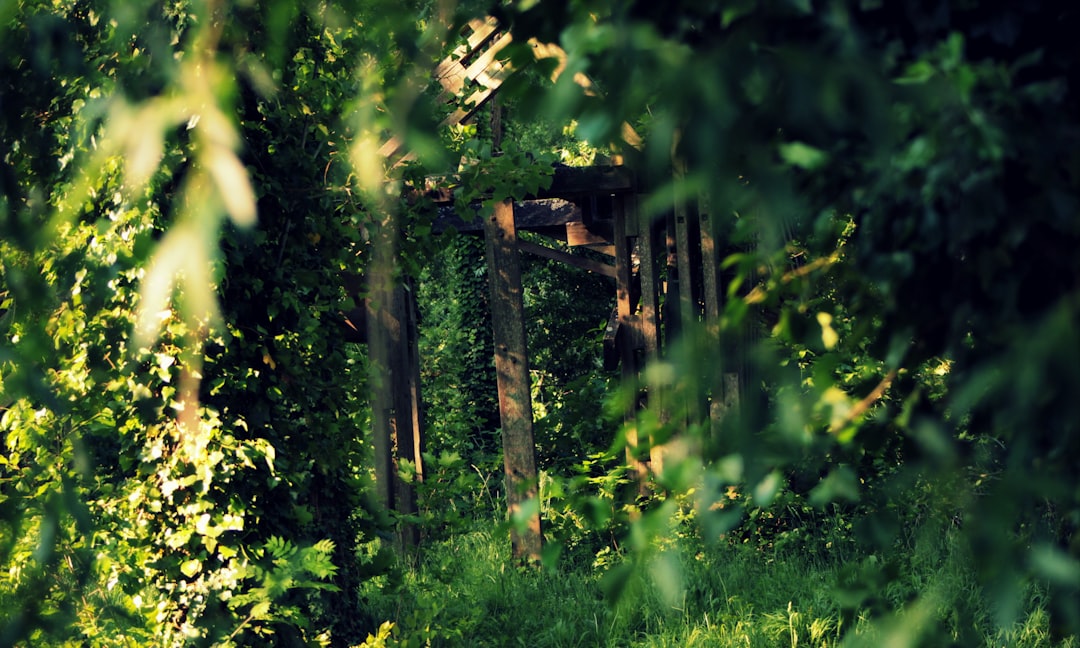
779;141;829;170
206;146;257;227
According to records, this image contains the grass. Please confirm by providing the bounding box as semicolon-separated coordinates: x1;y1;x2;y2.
356;520;1076;648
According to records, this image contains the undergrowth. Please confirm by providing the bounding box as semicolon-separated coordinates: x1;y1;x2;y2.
356;520;1073;648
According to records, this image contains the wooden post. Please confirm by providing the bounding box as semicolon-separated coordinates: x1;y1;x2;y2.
673;171;705;426
482;198;542;562
637;205;668;476
390;283;422;549
367;213;397;519
613;195;645;478
698;193;738;433
367;211;424;551
403;278;426;490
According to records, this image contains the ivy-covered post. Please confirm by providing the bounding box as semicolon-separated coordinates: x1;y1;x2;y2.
366;211;422;551
367;212;397;520
482;198;542;562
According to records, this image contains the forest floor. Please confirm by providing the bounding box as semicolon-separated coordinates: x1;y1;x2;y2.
359;522;1072;647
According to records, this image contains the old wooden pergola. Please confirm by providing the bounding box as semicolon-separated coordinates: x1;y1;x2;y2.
351;18;739;560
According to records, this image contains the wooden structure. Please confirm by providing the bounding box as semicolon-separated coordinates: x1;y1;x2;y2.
353;18;737;560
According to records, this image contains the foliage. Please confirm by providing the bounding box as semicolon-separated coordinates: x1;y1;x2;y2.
0;0;448;643
473;0;1080;641
358;524;1075;648
4;0;1080;645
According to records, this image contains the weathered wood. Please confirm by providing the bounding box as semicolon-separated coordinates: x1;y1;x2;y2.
542;165;635;197
637;204;668;475
366;212;424;550
435;198;581;234
516;239;616;279
602;306;620;371
403;279;426;491
673;171;705;426
613;195;646;478
388;285;420;548
434;18;503;97
483;199;542;562
699;194;721;324
699;193;735;436
565;221;610;247
674;181;697;330
366;214;397;517
638;204;663;361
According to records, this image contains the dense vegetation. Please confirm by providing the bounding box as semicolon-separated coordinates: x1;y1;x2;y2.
2;1;1077;646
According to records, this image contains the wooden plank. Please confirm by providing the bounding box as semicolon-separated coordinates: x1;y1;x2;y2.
482;199;542;562
463;16;500;51
464;31;514;86
434;59;469;96
435;31;513;102
517;239;616;279
433;16;501;95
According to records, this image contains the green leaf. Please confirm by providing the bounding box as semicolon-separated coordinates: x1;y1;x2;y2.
895;60;935;84
809;467;860;506
778;141;829;170
180;559;202;578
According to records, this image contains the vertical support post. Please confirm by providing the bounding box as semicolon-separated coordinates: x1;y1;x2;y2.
699;193;737;433
367;214;397;519
403;278;426;489
638;200;662;363
613;194;644;478
673;174;698;332
390;283;421;549
638;202;668;476
673;170;704;425
367;211;423;551
482;198;542;562
699;194;721;326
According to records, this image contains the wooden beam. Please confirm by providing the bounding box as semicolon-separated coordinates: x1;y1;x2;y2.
482;199;542;562
540;165;635;197
565;221;610;247
435;198;581;234
517;239;616;279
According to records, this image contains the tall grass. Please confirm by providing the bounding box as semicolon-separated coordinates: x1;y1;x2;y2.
357;520;1075;647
